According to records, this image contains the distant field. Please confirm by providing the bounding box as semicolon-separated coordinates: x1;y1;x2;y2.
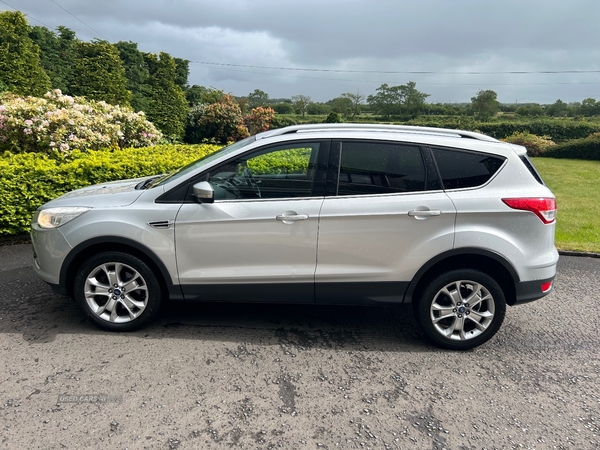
532;157;600;253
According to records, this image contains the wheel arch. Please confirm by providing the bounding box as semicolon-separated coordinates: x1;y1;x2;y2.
60;236;178;300
404;248;519;306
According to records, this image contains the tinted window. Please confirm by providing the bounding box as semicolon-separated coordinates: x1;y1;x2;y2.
207;142;320;200
519;155;544;185
338;142;426;195
432;148;505;189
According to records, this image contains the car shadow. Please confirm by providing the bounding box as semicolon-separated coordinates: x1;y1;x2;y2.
0;270;432;352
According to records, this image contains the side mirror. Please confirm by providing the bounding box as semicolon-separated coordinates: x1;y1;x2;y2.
192;181;214;204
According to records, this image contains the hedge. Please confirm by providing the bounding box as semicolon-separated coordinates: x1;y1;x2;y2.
542;134;600;161
0;144;219;236
404;118;600;143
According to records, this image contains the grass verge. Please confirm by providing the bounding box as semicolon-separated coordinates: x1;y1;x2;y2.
532;157;600;253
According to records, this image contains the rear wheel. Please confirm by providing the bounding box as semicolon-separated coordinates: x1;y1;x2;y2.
413;269;506;350
74;252;162;331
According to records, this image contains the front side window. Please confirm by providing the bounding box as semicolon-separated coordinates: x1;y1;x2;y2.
207;142;321;200
337;142;426;195
431;147;505;190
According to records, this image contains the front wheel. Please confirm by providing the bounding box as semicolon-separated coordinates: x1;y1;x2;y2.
73;252;163;331
413;269;506;350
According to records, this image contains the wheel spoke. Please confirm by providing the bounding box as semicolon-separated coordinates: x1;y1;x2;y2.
87;276;110;290
432;305;456;324
98;297;117;316
468;309;493;323
446;315;465;338
442;282;464;306
119;300;138;320
122;294;145;310
102;264;119;287
122;278;147;293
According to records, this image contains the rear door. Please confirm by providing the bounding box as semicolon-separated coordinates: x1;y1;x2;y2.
315;140;456;303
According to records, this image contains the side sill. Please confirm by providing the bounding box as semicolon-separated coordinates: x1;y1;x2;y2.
316;281;408;304
170;281;410;305
512;277;555;305
179;283;314;304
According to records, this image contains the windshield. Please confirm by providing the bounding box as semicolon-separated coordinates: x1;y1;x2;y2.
149;136;257;188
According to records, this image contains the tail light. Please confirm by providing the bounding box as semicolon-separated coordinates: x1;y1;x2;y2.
502;198;557;224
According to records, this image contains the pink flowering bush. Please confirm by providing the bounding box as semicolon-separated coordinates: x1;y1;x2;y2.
186;97;276;144
0;90;162;155
244;106;275;135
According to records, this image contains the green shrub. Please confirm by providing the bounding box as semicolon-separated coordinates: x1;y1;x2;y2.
502;132;555;156
543;134;600;161
271;115;298;129
405;117;600;142
247;148;311;175
0;144;219;235
324;112;343;123
187;95;249;144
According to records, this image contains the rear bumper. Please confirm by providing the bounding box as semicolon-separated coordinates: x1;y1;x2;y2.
513;277;555;305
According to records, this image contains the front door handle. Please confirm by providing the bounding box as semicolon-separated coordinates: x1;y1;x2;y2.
408;209;441;218
276;213;309;223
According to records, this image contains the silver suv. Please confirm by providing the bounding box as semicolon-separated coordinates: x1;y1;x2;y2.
31;124;558;349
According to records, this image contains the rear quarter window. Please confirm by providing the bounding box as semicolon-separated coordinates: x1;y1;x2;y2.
431;147;505;189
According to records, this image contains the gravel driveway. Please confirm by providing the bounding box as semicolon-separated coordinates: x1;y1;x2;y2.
1;243;598;449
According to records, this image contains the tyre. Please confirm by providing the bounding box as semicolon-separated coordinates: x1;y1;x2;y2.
413;269;506;350
73;252;163;331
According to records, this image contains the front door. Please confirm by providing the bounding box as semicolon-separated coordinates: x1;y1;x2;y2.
175;141;327;302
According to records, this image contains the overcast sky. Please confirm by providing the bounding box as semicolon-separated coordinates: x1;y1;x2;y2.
4;0;600;104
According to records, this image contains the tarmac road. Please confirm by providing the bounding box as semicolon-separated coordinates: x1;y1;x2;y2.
0;243;599;449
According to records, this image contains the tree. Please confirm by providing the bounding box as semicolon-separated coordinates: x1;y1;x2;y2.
579;98;600;117
471;90;499;121
306;103;331;115
0;11;51;96
144;52;188;140
367;84;403;118
401;81;430;118
247;89;270;108
545;99;569;117
71;41;131;106
30;25;77;95
341;90;365;118
185;85;225;106
291;95;311;117
173;58;190;90
113;41;151;112
271;102;294;114
327;96;353;117
516;104;544;117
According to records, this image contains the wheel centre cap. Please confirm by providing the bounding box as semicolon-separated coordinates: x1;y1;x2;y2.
458;306;467;314
113;288;122;296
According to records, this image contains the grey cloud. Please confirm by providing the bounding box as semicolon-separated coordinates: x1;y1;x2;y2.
6;0;600;102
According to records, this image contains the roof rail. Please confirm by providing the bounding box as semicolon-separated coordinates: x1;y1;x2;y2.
258;123;499;142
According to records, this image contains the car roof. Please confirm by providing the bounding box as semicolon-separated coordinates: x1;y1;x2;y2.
255;124;522;158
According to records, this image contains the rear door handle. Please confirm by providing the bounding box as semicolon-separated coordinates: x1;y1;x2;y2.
408;210;441;217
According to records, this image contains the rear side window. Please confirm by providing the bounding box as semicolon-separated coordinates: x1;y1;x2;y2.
338;142;426;195
519;155;545;185
431;147;505;189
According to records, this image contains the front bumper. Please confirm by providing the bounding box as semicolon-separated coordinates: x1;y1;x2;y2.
31;225;72;286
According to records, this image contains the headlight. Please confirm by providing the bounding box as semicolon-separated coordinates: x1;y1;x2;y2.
36;207;91;229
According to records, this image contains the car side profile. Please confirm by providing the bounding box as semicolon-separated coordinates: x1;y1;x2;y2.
31;124;558;349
